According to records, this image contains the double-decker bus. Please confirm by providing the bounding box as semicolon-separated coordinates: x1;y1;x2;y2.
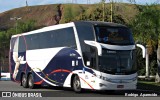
10;21;137;92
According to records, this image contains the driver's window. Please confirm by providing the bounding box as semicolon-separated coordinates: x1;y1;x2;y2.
95;27;110;42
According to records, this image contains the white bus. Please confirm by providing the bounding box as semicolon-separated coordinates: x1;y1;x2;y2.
10;21;137;92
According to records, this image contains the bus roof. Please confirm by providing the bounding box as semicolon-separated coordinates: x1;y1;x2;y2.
11;22;75;38
11;21;127;38
74;21;127;27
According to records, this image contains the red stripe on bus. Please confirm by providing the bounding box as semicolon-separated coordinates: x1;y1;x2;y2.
34;69;94;90
34;80;44;85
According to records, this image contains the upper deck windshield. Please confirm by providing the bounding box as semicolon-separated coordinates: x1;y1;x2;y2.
94;26;134;45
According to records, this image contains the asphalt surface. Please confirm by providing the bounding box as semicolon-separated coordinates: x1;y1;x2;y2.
0;81;160;100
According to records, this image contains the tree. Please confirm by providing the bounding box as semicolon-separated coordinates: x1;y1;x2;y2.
17;20;36;33
0;31;8;65
130;4;160;75
0;20;37;67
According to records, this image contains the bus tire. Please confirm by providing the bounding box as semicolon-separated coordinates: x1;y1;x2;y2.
28;74;35;89
22;74;28;88
73;75;81;93
20;73;24;86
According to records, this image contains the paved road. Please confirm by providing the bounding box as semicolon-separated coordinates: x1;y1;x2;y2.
0;81;160;100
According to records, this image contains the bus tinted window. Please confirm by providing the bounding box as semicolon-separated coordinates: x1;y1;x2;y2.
13;37;19;52
25;27;76;50
75;23;95;68
19;36;26;52
10;37;17;52
76;23;95;52
94;26;134;45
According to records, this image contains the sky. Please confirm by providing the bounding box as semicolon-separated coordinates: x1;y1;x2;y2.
0;0;159;13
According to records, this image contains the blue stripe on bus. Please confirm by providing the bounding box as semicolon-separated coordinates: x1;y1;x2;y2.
10;48;94;86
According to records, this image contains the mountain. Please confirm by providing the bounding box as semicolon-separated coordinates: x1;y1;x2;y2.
0;3;139;31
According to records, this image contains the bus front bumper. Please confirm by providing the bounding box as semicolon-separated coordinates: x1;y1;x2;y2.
92;79;137;90
81;78;137;90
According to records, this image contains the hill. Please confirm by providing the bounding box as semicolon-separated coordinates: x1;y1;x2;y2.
0;3;139;30
0;4;62;30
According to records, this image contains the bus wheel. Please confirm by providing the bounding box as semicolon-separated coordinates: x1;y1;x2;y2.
73;75;81;93
22;74;28;88
28;74;35;89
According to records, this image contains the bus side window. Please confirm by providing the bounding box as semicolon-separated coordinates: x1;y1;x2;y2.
83;46;97;69
90;46;97;69
19;36;26;52
10;38;17;52
13;37;19;52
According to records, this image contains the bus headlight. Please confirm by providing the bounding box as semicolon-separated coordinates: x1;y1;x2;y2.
99;83;107;87
97;75;111;81
97;75;137;83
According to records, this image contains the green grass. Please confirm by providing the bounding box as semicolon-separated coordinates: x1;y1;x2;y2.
60;4;91;23
139;81;160;86
137;81;160;92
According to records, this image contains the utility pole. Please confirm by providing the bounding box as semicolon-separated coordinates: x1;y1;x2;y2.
10;17;22;34
109;0;125;22
145;45;149;78
26;0;28;6
101;0;106;22
110;0;113;22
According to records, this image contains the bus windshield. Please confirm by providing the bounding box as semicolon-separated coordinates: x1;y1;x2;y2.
94;26;134;45
98;49;137;75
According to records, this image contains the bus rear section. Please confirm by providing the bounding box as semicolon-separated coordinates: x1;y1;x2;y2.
9;23;82;89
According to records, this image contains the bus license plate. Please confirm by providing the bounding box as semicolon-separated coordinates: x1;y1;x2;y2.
117;85;124;88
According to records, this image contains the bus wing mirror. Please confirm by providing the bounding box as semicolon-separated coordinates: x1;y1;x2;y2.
136;44;146;58
84;40;102;56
